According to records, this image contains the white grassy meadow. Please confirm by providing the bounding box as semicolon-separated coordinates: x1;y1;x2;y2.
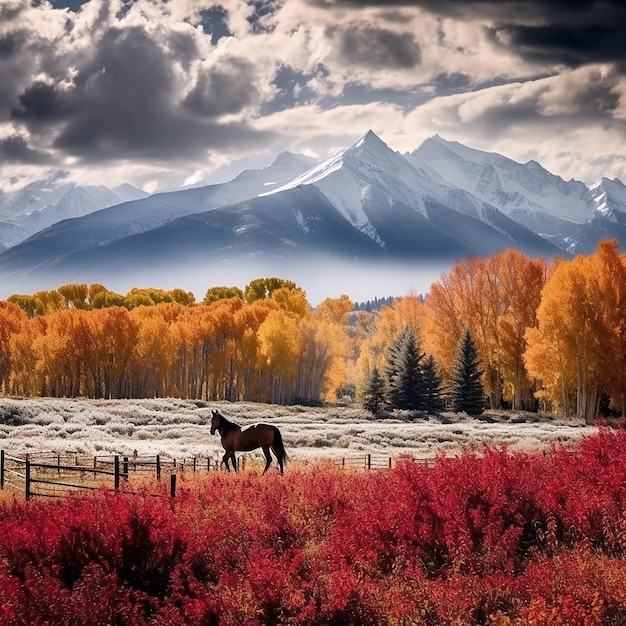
0;398;597;467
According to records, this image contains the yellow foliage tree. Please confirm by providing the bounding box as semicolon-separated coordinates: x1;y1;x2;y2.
257;309;300;404
8;294;46;318
306;296;354;402
525;240;626;422
492;250;546;409
271;286;310;318
203;286;244;305
57;283;89;309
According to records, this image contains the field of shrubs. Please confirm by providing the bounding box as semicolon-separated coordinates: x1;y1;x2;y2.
1;428;626;625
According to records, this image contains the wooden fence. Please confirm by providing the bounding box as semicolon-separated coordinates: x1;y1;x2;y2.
0;450;228;500
0;450;427;500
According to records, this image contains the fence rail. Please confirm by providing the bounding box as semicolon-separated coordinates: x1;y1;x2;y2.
0;450;431;500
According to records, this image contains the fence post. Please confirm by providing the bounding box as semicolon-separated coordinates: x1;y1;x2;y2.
114;456;120;490
170;473;176;498
25;459;31;500
193;457;197;473
389;457;392;469
0;450;4;489
123;456;128;480
156;455;161;480
367;454;371;470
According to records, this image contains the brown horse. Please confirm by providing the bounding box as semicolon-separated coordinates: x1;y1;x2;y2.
210;409;288;474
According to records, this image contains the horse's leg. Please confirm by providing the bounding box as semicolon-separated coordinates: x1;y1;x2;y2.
230;452;237;472
262;446;272;474
222;451;231;472
271;444;284;474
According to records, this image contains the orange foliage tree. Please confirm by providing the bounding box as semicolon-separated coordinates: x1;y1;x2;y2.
0;302;27;393
424;251;546;410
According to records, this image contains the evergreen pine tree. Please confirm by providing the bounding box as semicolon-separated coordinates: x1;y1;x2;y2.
383;327;404;408
385;325;425;410
362;365;385;415
421;354;445;413
451;329;485;415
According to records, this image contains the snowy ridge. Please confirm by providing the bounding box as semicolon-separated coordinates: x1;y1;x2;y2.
1;129;626;298
589;178;626;222
0;176;150;249
408;136;595;225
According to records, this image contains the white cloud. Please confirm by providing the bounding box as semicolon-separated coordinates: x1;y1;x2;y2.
0;0;625;188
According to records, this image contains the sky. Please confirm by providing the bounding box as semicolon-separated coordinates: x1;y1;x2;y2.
1;0;626;193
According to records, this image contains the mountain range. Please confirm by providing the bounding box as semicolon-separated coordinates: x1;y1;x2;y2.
0;131;624;302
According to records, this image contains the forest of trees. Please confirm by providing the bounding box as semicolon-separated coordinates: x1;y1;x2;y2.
1;240;625;423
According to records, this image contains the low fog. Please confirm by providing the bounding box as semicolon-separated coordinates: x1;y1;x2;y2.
0;258;451;306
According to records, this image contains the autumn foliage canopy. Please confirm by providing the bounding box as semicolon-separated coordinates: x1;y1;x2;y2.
2;240;626;420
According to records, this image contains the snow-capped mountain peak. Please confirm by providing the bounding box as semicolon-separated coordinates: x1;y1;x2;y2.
269;151;316;169
408;134;594;227
259;130;436;241
0;175;150;250
588;177;626;222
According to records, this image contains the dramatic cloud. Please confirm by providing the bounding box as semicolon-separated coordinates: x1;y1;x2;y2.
0;134;52;165
0;0;625;189
333;25;421;69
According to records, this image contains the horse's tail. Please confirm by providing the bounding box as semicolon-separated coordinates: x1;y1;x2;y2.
271;425;288;466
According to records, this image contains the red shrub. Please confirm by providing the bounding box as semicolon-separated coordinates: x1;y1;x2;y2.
2;430;626;624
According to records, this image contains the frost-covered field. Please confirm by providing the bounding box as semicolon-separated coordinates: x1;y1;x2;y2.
0;397;597;464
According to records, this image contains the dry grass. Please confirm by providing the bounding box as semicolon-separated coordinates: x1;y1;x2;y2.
0;397;596;466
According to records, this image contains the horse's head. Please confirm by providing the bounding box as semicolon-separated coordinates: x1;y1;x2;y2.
210;409;221;435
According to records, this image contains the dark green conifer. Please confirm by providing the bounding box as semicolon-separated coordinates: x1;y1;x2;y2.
385;325;425;410
451;329;485;415
421;354;445;413
362;365;385;415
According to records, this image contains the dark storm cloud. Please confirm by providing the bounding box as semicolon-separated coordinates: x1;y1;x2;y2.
12;81;73;122
305;0;617;20
167;29;200;72
0;31;27;59
10;25;269;162
308;0;626;68
0;3;277;174
13;25;178;155
183;58;259;118
489;23;626;68
0;134;52;165
334;26;420;69
0;2;27;22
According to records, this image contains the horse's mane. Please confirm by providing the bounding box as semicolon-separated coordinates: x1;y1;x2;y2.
215;411;239;435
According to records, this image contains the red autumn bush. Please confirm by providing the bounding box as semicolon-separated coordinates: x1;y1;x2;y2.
1;430;626;624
